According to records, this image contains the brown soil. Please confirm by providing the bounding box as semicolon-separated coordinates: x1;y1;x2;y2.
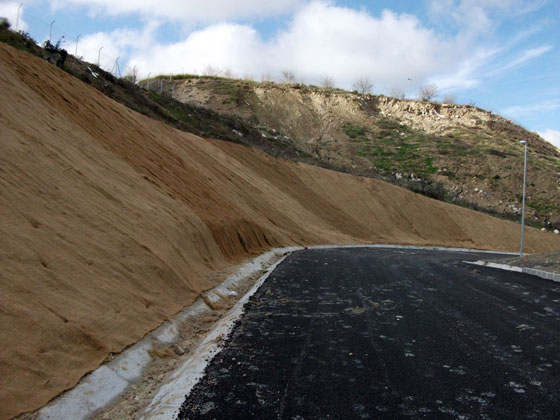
169;78;560;226
1;42;560;420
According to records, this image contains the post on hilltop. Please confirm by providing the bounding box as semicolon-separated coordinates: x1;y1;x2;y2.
519;140;528;256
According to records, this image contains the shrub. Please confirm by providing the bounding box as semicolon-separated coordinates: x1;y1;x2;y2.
418;84;439;101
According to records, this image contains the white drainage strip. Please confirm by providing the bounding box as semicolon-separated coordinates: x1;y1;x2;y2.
138;252;290;420
466;260;560;283
37;247;299;420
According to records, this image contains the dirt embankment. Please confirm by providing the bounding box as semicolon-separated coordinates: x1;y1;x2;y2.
1;43;560;420
170;78;560;226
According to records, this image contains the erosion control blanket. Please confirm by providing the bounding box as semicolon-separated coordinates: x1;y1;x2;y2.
1;42;559;419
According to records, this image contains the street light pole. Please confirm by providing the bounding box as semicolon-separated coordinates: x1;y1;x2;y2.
520;140;528;256
15;3;23;32
97;46;103;67
75;34;81;56
49;20;55;42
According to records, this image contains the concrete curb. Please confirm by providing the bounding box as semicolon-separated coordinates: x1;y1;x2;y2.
37;247;299;420
139;252;291;420
466;261;560;283
308;244;517;255
523;267;560;282
36;244;514;420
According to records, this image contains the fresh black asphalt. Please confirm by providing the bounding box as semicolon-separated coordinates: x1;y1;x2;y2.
177;248;560;419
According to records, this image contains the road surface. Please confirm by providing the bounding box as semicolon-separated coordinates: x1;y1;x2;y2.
178;248;560;419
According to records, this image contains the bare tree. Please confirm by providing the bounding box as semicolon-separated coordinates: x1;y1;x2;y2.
418;84;439;101
353;77;373;94
261;72;273;82
203;64;222;76
222;68;235;79
442;93;456;104
321;75;335;89
390;87;405;99
281;69;296;84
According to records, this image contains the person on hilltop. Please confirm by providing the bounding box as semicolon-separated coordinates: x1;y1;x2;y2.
44;38;67;69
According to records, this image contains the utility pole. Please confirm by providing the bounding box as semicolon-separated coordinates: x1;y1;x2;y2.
519;140;528;256
75;34;81;56
97;46;103;67
112;57;121;78
15;3;23;32
49;20;56;42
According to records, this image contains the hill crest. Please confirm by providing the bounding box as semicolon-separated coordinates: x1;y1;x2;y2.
165;76;560;227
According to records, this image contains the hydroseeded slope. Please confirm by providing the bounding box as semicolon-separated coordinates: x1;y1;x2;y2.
1;43;559;419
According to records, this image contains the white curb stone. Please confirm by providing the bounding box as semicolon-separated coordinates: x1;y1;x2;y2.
467;261;560;283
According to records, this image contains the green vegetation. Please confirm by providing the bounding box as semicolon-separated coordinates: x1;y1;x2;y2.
527;198;560;213
146;90;251;142
0;21;43;57
342;118;441;177
342;123;367;140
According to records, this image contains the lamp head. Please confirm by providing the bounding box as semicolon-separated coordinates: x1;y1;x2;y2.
520;140;527;144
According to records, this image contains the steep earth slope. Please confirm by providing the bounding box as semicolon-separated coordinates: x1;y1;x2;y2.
167;77;560;226
1;43;560;420
4;25;557;227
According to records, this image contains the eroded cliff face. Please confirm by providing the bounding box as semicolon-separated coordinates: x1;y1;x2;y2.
378;97;494;131
169;78;560;227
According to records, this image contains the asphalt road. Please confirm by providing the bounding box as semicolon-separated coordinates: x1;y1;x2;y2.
178;248;560;419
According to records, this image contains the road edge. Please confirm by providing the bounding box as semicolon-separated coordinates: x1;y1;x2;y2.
466;260;560;283
35;244;515;420
37;247;299;420
138;251;293;420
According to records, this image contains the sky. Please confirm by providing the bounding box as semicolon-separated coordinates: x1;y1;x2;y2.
1;0;559;149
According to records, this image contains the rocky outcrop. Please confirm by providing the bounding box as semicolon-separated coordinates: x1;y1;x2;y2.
377;96;494;133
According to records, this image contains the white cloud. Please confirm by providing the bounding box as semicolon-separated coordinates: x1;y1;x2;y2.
48;0;301;22
425;0;553;95
76;23;157;71
538;129;560;150
42;0;551;101
486;45;553;77
429;0;547;35
430;47;499;92
127;2;470;94
127;23;266;78
0;1;28;31
273;5;455;89
502;100;560;119
507;45;553;67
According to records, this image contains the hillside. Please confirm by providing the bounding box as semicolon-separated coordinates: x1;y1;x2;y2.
165;77;560;227
1;40;560;420
3;24;557;228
